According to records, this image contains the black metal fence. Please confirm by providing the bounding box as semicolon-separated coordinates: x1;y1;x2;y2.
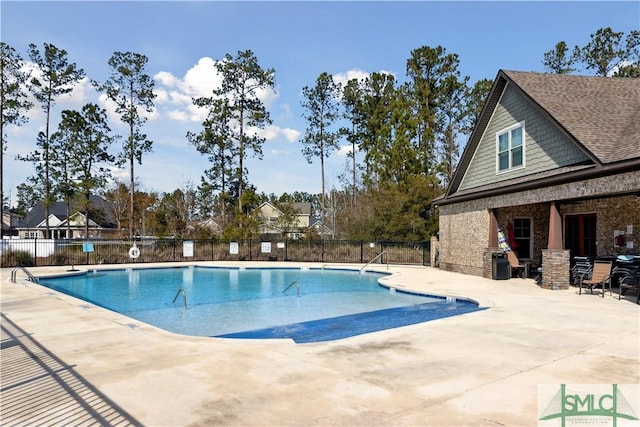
1;238;431;268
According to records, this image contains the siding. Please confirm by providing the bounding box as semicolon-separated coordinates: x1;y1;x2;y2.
459;83;590;191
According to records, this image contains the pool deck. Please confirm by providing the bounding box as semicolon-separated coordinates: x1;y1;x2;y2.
2;262;639;426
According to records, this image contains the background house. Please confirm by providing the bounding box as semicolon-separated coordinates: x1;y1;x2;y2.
1;211;20;237
16;195;119;239
435;70;640;289
253;202;313;239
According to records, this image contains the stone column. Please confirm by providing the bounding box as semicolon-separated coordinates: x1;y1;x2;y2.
541;249;570;290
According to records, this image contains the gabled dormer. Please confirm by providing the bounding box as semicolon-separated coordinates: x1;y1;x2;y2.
442;70;640;204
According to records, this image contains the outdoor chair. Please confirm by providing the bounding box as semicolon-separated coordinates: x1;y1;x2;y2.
506;250;526;278
571;256;592;286
617;265;640;304
579;260;613;297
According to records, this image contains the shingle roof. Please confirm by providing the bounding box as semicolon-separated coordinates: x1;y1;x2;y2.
292;202;312;216
502;70;640;164
18;195;117;228
440;70;640;204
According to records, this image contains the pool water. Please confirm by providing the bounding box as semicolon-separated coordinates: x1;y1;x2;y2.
39;266;484;342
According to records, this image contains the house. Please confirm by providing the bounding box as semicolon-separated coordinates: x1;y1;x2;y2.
188;218;222;237
434;70;640;289
16;195;119;239
309;217;334;238
253;202;312;239
1;211;20;237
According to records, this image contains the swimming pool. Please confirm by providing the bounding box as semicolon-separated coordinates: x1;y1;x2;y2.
39;266;484;342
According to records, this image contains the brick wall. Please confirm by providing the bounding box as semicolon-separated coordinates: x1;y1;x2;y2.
560;195;640;256
437;170;639;277
438;204;487;276
541;249;571;289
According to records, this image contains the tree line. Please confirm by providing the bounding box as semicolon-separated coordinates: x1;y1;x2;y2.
1;27;637;241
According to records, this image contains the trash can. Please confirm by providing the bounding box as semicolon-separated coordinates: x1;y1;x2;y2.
492;252;510;280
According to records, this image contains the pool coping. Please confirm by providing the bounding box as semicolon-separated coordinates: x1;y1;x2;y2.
2;261;639;426
33;264;485;343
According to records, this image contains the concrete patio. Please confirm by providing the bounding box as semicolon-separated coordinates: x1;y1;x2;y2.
1;262;639;426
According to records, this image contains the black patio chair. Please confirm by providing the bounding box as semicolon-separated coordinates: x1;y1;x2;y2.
617;265;640;304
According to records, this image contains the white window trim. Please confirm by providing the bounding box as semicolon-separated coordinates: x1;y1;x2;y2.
496;121;526;174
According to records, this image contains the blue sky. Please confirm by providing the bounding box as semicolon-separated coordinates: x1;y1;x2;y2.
2;1;639;206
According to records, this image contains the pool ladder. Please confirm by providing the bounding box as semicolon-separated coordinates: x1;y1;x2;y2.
283;281;300;297
172;288;188;309
360;251;388;274
10;266;39;283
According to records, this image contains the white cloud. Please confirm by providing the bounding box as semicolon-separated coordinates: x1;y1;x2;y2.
333;68;396;87
155;89;169;103
167;109;189;121
109;166;129;181
154;71;179;87
152;56;222;123
153;56;280;123
337;144;357;157
258;125;280;141
280;127;301;142
254;124;301;143
333;69;370;87
97;93;123;127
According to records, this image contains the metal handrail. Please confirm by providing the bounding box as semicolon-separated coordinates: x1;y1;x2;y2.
283;281;300;297
10;266;39;283
360;251;388;273
172;288;187;309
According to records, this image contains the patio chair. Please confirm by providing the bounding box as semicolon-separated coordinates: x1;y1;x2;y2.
579;260;613;297
506;250;526;278
617;265;640;304
571;256;592;286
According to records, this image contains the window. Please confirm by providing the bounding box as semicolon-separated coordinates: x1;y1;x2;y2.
513;218;532;259
497;123;525;172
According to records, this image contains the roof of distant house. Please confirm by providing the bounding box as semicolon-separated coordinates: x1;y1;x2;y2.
18;195;117;228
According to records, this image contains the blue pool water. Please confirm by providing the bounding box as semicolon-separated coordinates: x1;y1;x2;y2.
39;266;484;342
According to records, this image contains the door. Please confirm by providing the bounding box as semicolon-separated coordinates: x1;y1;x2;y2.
565;214;597;257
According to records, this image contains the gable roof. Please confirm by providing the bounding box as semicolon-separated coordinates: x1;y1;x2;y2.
18;195;117;228
253;201;312;216
502;70;640;163
291;202;312;216
440;70;640;204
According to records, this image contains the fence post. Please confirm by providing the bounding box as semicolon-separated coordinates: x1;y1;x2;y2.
34;237;38;267
173;239;177;262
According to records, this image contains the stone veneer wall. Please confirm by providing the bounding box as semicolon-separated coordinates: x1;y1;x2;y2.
560;195;640;256
438;204;487;276
541;249;571;289
494;203;549;262
437;170;639;277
